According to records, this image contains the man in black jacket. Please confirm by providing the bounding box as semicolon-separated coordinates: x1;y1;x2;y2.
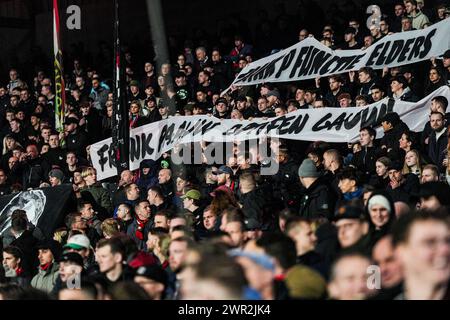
298;159;333;221
64;117;89;160
238;172;266;223
19;144;48;189
386;161;420;202
272;146;301;210
127;200;153;251
43;131;66;169
351;126;378;181
9;210;40;272
322;149;343;204
79;101;103;144
427;111;448;173
378;112;409;161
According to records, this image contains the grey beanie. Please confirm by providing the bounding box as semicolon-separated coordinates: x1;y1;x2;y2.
49;168;65;181
298;159;320;178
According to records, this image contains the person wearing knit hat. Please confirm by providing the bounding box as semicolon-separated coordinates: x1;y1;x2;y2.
367;194;393;231
419;181;450;210
298;159;333;220
284;265;327;299
266;89;280;100
134;264;168;299
298;158;321;178
48;168;65;187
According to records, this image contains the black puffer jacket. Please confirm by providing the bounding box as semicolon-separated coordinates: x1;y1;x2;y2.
239;188;266;222
378;121;409;161
351;146;378;178
272;158;301;209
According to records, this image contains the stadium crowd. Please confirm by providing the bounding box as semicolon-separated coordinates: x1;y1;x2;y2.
0;0;449;300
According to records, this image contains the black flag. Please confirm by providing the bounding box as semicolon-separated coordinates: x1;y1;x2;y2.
0;184;76;238
112;0;129;175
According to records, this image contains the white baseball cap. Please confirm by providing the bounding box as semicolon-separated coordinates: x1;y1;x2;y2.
64;234;91;250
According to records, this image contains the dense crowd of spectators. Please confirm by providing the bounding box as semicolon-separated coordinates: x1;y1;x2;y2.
0;0;449;300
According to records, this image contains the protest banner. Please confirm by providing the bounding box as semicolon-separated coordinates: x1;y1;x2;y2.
222;18;450;94
90;86;450;180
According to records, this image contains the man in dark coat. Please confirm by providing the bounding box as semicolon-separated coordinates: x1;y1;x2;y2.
19;144;49;189
127;200;153;251
351;126;378;180
8;210;40;272
427;111;448;173
386;161;420;202
271;146;301;210
298;159;333;221
238;172;266;223
64;117;89;160
378;112;409;161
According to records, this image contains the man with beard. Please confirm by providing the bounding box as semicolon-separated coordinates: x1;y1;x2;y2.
166;236;194;299
427;112;448;173
325;75;346;108
212;165;235;192
89;77;109;111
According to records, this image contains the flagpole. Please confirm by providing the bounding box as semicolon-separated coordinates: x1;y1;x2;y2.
53;0;66;138
112;0;129;175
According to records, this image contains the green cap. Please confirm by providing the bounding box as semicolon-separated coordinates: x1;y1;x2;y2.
181;189;201;200
129;80;139;87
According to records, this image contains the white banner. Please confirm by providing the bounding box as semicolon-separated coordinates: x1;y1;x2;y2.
90;86;450;181
222;18;450;93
